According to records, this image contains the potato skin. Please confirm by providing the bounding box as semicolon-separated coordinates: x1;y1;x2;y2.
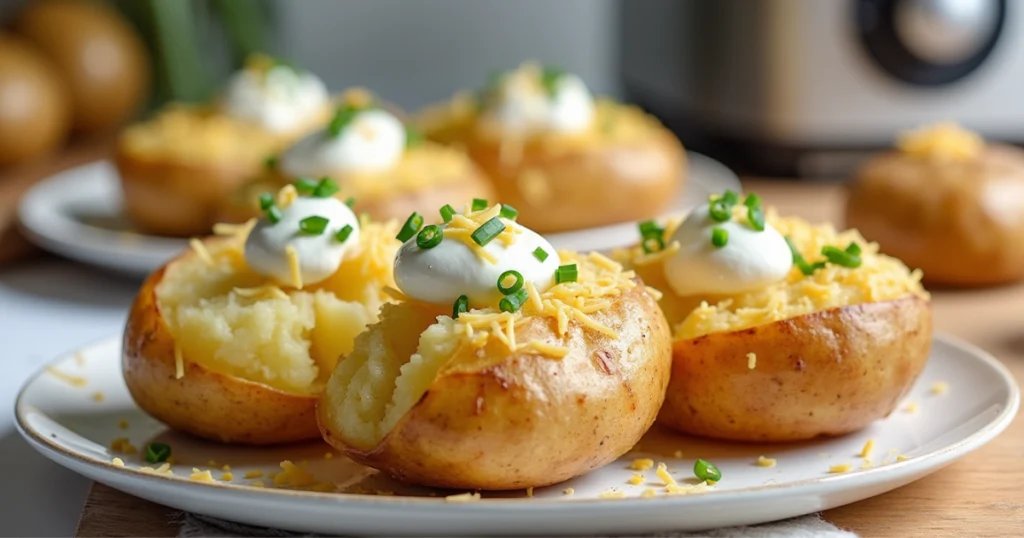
319;283;672;490
659;296;932;442
466;131;684;233
846;145;1024;286
122;248;320;445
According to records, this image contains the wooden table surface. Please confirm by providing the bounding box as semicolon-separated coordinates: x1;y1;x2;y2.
73;180;1023;537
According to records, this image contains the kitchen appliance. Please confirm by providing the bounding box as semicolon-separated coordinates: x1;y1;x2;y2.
621;0;1020;177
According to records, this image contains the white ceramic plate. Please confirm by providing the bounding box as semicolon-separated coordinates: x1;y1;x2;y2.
16;334;1017;536
17;153;739;277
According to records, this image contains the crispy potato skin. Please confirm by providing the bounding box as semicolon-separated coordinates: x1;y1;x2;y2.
659;296;932;442
465;131;685;233
318;283;672;490
122;249;320;445
846;145;1024;286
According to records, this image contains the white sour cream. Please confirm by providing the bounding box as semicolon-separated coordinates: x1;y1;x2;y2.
279;108;405;177
221;65;329;133
393;221;560;309
244;196;360;286
663;204;793;297
481;66;595;135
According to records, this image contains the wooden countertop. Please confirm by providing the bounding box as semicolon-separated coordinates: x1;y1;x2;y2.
74;180;1023;537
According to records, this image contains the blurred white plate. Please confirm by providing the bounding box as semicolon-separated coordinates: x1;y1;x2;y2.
18;153;738;277
16;334;1017;536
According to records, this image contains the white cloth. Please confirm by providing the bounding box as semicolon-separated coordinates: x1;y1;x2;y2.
179;512;857;538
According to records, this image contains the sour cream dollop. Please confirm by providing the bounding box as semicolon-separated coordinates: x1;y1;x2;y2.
393;219;561;309
244;196;360;286
663;204;792;296
221;64;329;133
481;64;595;135
280;108;406;177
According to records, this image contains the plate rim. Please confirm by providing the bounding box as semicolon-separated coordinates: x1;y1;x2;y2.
14;332;1020;510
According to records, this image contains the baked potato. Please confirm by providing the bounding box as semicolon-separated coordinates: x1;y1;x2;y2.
617;206;932;442
846;122;1024;287
123;215;400;445
317;251;672;490
416;63;685;233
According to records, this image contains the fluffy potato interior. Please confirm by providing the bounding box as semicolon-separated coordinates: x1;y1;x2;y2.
323;302;457;449
156;222;398;394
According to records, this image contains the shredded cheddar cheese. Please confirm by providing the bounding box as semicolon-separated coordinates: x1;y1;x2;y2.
445;492;481;503
285;245;303;289
212;219;256;238
628;473;645;485
244;470;265;479
665;482;713;496
45;367;87;388
641;488;657;498
274;460;316;488
221;472;234;481
174;346;184;379
656;462;677;486
931;381;949;395
190;469;215;482
860;439;876;458
190;239;214;266
630;458;655;471
276;185;298;209
747;353;757;370
250;481;265;488
897;455;910;462
563;487;575;496
526;487;534;497
904;401;919;414
756;456;777;468
598;489;626;499
829;463;853;474
111;457;125;467
109;438;137;454
232;285;290;301
897;122;983;161
91;392;105;403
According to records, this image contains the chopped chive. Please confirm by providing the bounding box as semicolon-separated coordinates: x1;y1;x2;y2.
416;224;443;249
708;199;732;222
334;224;354;243
345;197;356;208
721;190;740;205
540;66;565;97
554;264;578;284
845;242;862;256
471;217;505;246
822;245;862;268
405;126;424;148
263;155;278;169
328;105;362;138
440;204;457;223
638;220;663;239
299;215;329;235
499;204;519;220
786;236;825;276
266;206;282;224
452;295;469;319
532;247;549;262
694;459;721;482
747;205;765;231
144;443;171;464
642;236;664;254
711;227;728;248
497;270;524;295
743;193;761;208
784;236;802;264
258;193;274;211
471;198;489;212
312;177;339;198
295;177;319;194
499;288;529;313
396;212;424;242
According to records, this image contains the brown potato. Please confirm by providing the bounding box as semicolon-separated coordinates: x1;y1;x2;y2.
846;144;1024;287
0;34;69;165
318;281;672;490
659;296;932;442
123;262;319;445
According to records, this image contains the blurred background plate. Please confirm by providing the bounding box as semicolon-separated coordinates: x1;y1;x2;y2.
16;152;739;277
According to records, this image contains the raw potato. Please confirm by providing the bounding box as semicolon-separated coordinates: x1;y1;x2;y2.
846;145;1024;286
0;34;69;165
317;283;672;490
660;296;932;442
15;0;148;131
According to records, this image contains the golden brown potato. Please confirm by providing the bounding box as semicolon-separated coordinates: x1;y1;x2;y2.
846;137;1024;287
318;254;672;490
0;34;69;165
123;221;400;445
418;98;685;233
660;296;932;442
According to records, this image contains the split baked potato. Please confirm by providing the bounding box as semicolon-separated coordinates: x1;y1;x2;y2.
123;219;399;445
317;252;672;490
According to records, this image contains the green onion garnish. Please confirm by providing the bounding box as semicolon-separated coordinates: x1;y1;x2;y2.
328;105;363;138
499;204;519;220
405;126;424;148
721;190;740;205
743;193;761;208
144;443;171;464
295;177;319;194
299;215;329;235
452;295;469;319
821;245;862;268
694;458;721;482
786;236;825;275
470;217;505;246
709;199;732;222
497;270;524;295
533;247;549;262
540;66;565;97
711;227;728;248
312;177;339;198
638;220;663;239
642;236;665;254
335;224;354;243
266;206;283;224
345;197;356;208
471;198;489;212
499;288;529;313
440;204;457;223
416;224;443;249
555;264;578;284
747;205;765;231
258;193;274;211
397;212;424;242
845;242;862;256
263;155;278;170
